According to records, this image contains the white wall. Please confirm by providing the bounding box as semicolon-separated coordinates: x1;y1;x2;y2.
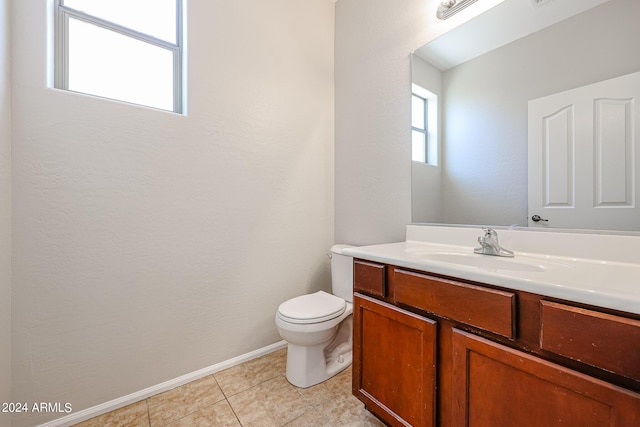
11;0;335;425
334;0;424;245
334;0;496;245
0;0;12;425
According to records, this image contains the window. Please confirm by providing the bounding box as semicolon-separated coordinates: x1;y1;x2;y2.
54;0;185;113
411;84;438;165
412;93;428;162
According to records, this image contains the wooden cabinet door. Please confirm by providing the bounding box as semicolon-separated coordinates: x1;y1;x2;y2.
353;293;437;427
452;329;640;427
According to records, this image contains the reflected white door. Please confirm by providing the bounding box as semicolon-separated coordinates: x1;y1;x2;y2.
528;71;640;231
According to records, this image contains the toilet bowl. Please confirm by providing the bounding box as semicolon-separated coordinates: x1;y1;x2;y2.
275;245;354;388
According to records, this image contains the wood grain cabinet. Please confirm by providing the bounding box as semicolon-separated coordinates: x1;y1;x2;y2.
352;260;640;426
353;293;436;427
452;329;640;427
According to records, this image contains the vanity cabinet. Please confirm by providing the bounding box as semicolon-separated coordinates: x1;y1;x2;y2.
352;260;640;427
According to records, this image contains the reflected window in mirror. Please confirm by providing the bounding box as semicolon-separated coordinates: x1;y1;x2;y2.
411;84;438;165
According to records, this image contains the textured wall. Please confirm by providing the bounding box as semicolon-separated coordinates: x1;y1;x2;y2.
333;0;502;245
11;1;334;425
0;0;12;425
334;0;421;245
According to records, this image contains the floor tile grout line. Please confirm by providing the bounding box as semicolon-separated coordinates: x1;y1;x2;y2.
145;399;152;427
146;374;232;427
223;395;244;427
214;371;287;400
209;374;244;425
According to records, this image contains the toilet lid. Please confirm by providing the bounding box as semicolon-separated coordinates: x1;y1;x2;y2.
277;291;346;324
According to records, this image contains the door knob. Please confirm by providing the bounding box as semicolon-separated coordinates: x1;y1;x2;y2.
531;215;549;223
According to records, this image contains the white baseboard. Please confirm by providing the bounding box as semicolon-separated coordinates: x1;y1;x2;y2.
38;341;287;427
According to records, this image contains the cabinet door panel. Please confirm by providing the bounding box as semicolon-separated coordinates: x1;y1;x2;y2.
452;329;640;427
353;293;436;427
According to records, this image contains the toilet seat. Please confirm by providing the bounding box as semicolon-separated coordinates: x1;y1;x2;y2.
277;291;346;324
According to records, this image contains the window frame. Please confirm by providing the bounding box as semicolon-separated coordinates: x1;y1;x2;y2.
411;84;439;166
53;0;185;114
412;93;429;163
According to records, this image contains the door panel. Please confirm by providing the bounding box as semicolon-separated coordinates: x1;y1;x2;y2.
528;71;640;230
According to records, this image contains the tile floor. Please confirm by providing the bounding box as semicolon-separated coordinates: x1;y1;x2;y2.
72;348;385;427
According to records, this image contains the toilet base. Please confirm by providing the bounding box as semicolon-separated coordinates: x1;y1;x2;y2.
285;316;353;388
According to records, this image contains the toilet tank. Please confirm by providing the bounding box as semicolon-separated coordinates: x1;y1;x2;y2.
330;244;354;303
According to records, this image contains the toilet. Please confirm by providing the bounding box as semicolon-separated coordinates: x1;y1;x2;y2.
275;244;354;388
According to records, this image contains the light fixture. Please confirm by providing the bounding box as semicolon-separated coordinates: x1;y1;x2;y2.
436;0;479;20
530;0;551;7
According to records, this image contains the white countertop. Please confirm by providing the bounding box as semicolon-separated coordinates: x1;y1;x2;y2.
343;226;640;315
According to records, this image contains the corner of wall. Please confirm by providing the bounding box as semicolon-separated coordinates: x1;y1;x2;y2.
0;0;13;423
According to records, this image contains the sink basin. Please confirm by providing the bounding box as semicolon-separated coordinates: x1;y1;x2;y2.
404;246;558;272
417;252;545;272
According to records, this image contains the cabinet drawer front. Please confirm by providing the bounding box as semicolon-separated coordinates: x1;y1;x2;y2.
541;301;640;380
394;269;516;338
353;260;386;298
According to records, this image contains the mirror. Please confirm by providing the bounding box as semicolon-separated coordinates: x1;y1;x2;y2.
411;0;640;232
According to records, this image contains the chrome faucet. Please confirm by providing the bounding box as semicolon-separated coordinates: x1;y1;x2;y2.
474;228;514;257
